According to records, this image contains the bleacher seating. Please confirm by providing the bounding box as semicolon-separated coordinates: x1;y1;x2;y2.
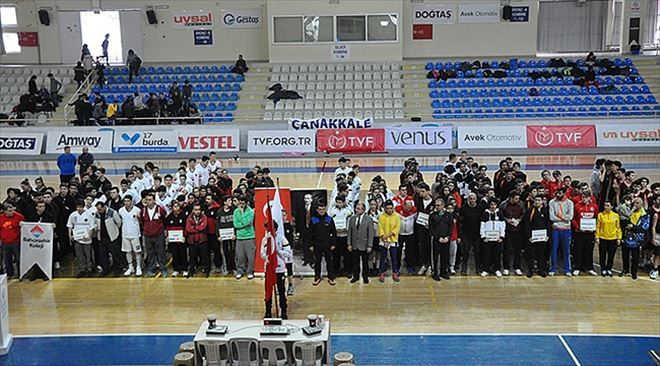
425;58;659;119
97;65;243;123
264;63;404;120
0;67;72;115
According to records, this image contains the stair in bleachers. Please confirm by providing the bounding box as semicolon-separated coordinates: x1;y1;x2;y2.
632;56;660;100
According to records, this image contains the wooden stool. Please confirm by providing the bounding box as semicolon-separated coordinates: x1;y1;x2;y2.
334;352;354;366
173;352;194;366
179;341;195;354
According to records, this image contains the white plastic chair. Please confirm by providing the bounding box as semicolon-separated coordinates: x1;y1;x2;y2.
292;341;324;366
197;340;230;366
260;340;288;366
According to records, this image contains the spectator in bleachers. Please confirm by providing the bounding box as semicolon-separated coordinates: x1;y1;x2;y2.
92;99;105;125
68;94;92;126
81;44;94;75
583;66;599;91
133;92;145;111
73;62;86;88
586;52;597;65
121;97;136;125
146;93;160;117
101;34;110;65
158;93;167;116
232;54;249;75
168;82;182;117
47;73;62;107
126;49;142;83
95;60;106;87
106;100;118;124
182;80;193;116
28;75;38;96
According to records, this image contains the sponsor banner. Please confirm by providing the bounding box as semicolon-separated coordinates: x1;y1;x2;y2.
220;8;262;28
113;130;177;153
385;127;452;150
172;10;213;30
177;129;240;152
317;129;385;153
413;5;456;24
458;3;501;24
194;29;213;45
527;125;596;149
247;130;316;153
289;117;374;130
413;24;433;40
46;128;114;154
510;6;529;22
20;222;54;281
596;123;660;147
331;44;350;61
0;133;43;155
457;126;526;149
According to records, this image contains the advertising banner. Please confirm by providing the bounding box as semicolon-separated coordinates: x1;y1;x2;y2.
457;126;527;148
46;128;114;154
247;130;315;153
0;133;43;155
289;117;374;130
177;129;239;152
458;3;501;24
317;129;385;153
527;125;596;149
19;222;54;281
413;5;456;24
219;8;262;28
596;123;660;147
112;129;177;153
172;10;213;30
385;127;452;150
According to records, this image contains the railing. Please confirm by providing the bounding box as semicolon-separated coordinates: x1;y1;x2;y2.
63;70;97;121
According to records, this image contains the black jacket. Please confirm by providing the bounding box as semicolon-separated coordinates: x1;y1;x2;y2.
522;206;552;241
310;214;336;248
459;203;482;239
429;210;453;241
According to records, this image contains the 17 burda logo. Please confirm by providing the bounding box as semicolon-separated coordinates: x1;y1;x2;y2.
327;131;374;149
534;127;584;147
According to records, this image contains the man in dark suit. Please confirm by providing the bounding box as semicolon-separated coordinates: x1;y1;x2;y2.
347;202;374;284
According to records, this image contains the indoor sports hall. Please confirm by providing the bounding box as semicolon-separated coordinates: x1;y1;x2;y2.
0;1;659;365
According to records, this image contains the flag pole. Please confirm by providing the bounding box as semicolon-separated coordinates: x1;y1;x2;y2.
265;192;278;314
316;160;327;189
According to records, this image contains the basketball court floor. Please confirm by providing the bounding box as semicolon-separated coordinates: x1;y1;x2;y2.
0;153;658;365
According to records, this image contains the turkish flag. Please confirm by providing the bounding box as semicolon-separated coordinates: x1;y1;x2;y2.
316;129;385;153
527;125;596;149
413;24;433;40
254;187;291;274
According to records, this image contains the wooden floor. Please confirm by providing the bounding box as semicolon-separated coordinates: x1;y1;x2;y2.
3;153;660;337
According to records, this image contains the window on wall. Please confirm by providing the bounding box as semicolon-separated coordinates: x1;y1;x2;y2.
0;6;18;27
2;32;21;53
304;16;333;42
367;14;398;41
274;16;303;43
336;15;366;41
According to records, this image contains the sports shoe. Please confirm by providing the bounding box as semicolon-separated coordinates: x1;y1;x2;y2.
312;278;322;286
632;273;638;280
182;271;189;277
135;267;142;277
171;271;179;277
650;270;658;280
432;273;441;281
495;270;502;278
565;272;572;277
350;277;359;283
426;267;433;277
235;273;243;280
572;270;580;276
54;262;61;270
287;284;295;296
379;274;385;283
363;277;369;284
502;269;510;276
588;270;598;276
145;271;155;278
97;265;103;273
514;269;523;276
526;269;533;278
450;266;456;275
215;267;222;273
160;270;168;278
618;271;627;278
548;271;556;276
480;271;488;277
328;279;336;286
601;270;607;277
247;274;254;280
392;274;400;282
124;267;134;276
417;266;427;276
440;273;450;280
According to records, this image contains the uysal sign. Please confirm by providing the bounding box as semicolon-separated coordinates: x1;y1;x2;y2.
220;9;262;28
457;126;527;148
113;130;177;153
458;3;501;24
413;4;456;24
385;127;452;150
248;130;316;153
46;128;114;154
289;117;373;130
596;123;660;147
172;10;213;30
177;129;239;152
0;133;43;155
317;129;385;153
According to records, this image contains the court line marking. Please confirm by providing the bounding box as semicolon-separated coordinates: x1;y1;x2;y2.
13;332;660;338
558;334;582;366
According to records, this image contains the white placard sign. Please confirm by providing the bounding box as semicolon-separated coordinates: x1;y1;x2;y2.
331;44;350;60
531;230;547;243
19;222;54;281
580;219;597;232
219;228;235;241
416;212;429;227
168;230;184;243
485;231;500;241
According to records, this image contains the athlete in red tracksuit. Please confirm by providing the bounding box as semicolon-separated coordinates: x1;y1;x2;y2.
204;195;222;273
571;194;599;275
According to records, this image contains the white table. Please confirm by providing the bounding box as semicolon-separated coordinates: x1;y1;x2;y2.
193;319;331;365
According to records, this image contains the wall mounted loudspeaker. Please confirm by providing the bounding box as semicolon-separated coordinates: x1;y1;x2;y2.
146;9;157;25
502;6;512;21
38;9;51;26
